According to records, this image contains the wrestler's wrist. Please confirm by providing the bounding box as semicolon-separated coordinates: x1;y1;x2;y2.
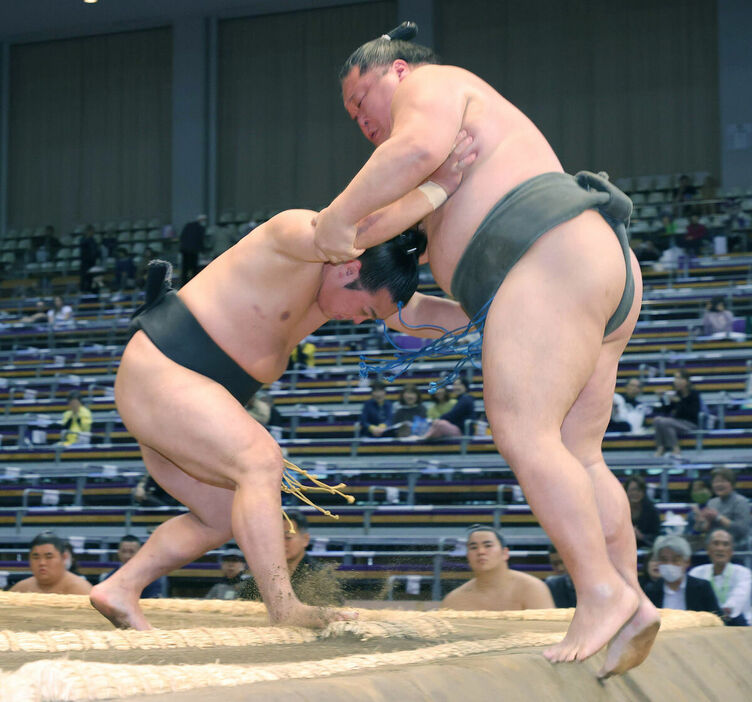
418;181;448;210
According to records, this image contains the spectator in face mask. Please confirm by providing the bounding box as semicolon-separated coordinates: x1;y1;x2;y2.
642;535;720;615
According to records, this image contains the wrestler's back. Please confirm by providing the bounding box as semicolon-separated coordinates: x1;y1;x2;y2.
177;211;328;383
418;66;564;292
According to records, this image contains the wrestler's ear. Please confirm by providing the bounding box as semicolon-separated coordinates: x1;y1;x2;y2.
342;260;362;278
393;59;410;80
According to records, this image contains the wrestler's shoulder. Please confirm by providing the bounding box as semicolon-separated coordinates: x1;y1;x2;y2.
9;576;36;592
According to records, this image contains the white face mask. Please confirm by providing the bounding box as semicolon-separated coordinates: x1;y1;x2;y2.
659;563;684;583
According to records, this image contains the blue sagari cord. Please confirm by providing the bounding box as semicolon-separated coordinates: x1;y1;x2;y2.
359;298;493;393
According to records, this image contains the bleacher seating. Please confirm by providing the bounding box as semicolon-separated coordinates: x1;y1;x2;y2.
1;198;751;600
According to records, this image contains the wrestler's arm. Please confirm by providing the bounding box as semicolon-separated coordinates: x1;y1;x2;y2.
316;67;468;257
383;293;470;339
354;131;475;250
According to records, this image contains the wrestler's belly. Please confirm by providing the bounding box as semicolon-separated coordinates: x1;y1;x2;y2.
427;140;563;293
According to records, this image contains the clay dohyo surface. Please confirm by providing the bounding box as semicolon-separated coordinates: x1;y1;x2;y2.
2;595;751;702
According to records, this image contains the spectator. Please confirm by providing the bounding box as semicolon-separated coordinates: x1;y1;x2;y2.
10;532;91;594
632;238;661;263
238;511;344;606
684;215;708;256
701;296;744;340
47;296;73;327
626;476;661;548
673;174;697;216
179;213;207;285
205;548;249;600
422;378;474;440
695;468;751;549
652;370;701;457
132;474;177;507
607;378;647;433
689;529;750;626
20;300;48;324
60;391;92;446
545;544;576;608
642;535;720;614
685;478;714;550
426;386;456;419
360;380;394;437
98;535;165;598
113;247;136;291
393;385;428;437
80;224;100;292
289;337;317;377
441;525;553;611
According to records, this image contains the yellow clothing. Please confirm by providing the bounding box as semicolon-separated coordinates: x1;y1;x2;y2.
61;406;92;445
290;342;316;367
427;398;456;420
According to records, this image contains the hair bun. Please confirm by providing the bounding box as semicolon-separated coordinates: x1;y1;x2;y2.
397;228;427;258
385;21;418;42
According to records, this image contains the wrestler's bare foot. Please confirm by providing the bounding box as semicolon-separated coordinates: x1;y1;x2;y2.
271;602;358;629
90;581;152;630
598;595;660;679
543;579;638;664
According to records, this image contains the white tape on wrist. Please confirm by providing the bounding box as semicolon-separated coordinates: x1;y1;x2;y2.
417;181;448;210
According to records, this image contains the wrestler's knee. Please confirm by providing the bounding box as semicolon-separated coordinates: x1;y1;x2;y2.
229;439;284;486
489;411;558;467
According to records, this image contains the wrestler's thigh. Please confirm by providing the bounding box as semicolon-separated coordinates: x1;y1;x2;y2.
116;333;280;489
560;251;643;464
140;443;234;529
481;219;626;451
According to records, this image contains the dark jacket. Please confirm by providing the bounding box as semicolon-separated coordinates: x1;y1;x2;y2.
442;393;475;431
360;399;394;433
643;574;721;614
664;389;701;424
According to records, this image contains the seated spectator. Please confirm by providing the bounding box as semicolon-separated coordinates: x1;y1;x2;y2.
673;174;697;216
205;548;249;600
426;386;456;420
689;529;751;626
98;535;165;598
441;525;554;611
393;385;428;437
132;474;177;507
359;380;394;438
701;296;744;340
60;391;92;446
10;532;91;594
20;300;49;324
684;215;708;255
289;337;317;377
47;296;74;327
544;544;576;608
684;478;714;550
652;370;700;457
607;378;648;433
80;224;100;293
422;378;475;440
113;247;136;291
626;476;661;548
642;535;720;614
246;392;285;438
238;511;344;606
694;468;751;549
